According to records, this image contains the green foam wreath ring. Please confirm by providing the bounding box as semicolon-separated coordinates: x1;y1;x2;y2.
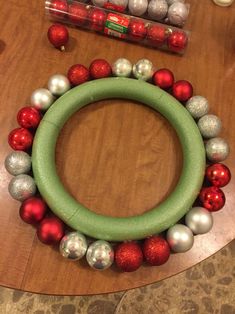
32;78;205;241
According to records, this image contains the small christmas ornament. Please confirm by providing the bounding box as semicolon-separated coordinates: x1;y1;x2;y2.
8;174;36;201
205;163;231;187
89;59;112;79
167;2;189;27
128;0;148;16
31;88;55;111
109;0;129;10
60;232;88;260
48;74;71;96
166;224;194;253
8;128;33;151
213;0;234;6
47;23;69;51
148;0;168;21
143;236;170;266
146;25;167;46
17;107;41;129
112;58;132;77
49;0;68;17
167;0;185;5
86;240;114;270
92;0;106;7
153;68;174;89
199;186;225;212
128;19;147;40
167;30;188;53
67;64;90;86
133;59;154;81
185;207;213;235
68;2;88;25
19;197;47;224
37;217;65;245
5;151;31;176
115;242;143;272
198;114;222;139
89;8;107;31
186;95;209;119
172;80;193;102
205;137;230;162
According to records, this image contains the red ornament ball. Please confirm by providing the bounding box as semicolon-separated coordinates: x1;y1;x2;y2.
20;197;47;225
206;163;231;188
89;9;107;31
8;128;33;151
68;3;88;25
129;19;147;41
167;31;188;53
172;80;193;102
89;59;112;79
143;236;170;266
37;217;65;245
17;106;41;129
199;186;225;212
49;0;68;17
153;69;174;90
115;242;143;272
47;23;69;50
67;64;90;86
147;25;167;46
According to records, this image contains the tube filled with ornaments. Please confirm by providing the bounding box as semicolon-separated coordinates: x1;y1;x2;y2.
45;0;189;54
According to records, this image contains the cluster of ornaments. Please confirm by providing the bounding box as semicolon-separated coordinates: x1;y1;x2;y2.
5;57;231;272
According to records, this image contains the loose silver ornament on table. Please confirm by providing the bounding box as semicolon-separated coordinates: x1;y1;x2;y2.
186;95;209;119
148;0;168;21
112;58;132;77
48;74;71;96
91;0;106;7
166;224;194;253
167;2;189;27
205;137;230;162
5;151;31;176
213;0;234;6
60;232;88;260
31;88;55;111
185;207;213;235
8;174;36;201
133;59;154;81
86;240;114;270
197;114;222;139
109;0;128;9
128;0;148;16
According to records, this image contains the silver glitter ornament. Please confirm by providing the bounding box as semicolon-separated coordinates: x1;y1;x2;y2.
86;240;114;270
166;224;194;253
5;151;31;176
186;96;209;119
206;137;230;162
167;0;185;5
133;59;154;81
112;58;132;77
8;174;36;201
31;88;55;111
128;0;148;16
185;207;213;235
148;0;168;21
60;232;87;260
198;114;222;139
109;0;128;9
91;0;106;7
48;74;71;96
167;2;189;27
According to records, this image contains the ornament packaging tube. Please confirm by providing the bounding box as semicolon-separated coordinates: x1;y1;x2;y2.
45;0;190;54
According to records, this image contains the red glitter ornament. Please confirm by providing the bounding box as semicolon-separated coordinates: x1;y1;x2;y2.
89;9;107;31
89;59;112;79
37;217;65;245
143;236;170;266
47;23;69;51
68;3;88;25
115;242;143;272
129;19;147;41
67;64;90;86
206;163;231;188
172;80;193;102
153;69;174;90
49;0;68;17
199;186;225;212
167;31;188;53
8;128;33;151
17;107;41;129
20;197;47;225
147;25;166;46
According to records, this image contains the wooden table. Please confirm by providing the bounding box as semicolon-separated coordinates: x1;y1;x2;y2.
0;0;234;296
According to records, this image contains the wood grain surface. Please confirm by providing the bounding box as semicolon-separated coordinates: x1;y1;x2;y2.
0;0;234;295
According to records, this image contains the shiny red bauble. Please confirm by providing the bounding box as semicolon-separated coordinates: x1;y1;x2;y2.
37;217;65;245
143;236;170;266
115;242;143;272
129;19;147;41
20;197;47;225
89;9;107;31
172;80;193;102
206;163;231;188
17;107;41;129
89;59;112;79
68;3;88;25
49;0;68;17
47;23;69;50
153;69;175;90
147;25;167;46
67;64;90;85
199;186;225;212
8;128;33;151
167;31;188;53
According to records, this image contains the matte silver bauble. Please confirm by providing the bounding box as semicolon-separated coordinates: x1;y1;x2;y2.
185;207;213;235
186;95;209;119
112;58;132;77
109;0;128;9
128;0;148;16
167;2;189;27
198;114;222;139
48;74;71;96
60;232;88;260
167;0;185;5
206;137;230;162
148;0;168;21
5;151;31;176
133;59;154;81
166;224;194;253
31;88;55;111
8;174;36;201
86;240;114;270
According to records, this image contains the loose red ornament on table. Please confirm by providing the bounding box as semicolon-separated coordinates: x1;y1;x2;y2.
172;80;193;102
167;31;188;53
143;236;170;266
147;25;167;46
199;186;225;212
20;197;47;225
68;3;88;25
153;69;174;90
37;217;65;245
67;64;90;86
17;107;41;129
89;59;112;79
49;0;68;17
205;163;231;188
89;9;107;31
115;242;143;272
128;19;147;41
47;23;69;51
8;128;33;151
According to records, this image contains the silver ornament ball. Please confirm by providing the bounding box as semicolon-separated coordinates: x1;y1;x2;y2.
31;88;55;111
133;59;154;81
109;0;128;9
86;240;114;270
8;174;36;201
167;0;185;5
48;74;71;96
206;137;230;162
60;232;87;260
148;0;168;21
128;0;148;16
185;207;213;235
198;114;222;139
167;224;194;253
167;2;189;27
112;58;132;77
186;95;209;119
5;151;31;176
